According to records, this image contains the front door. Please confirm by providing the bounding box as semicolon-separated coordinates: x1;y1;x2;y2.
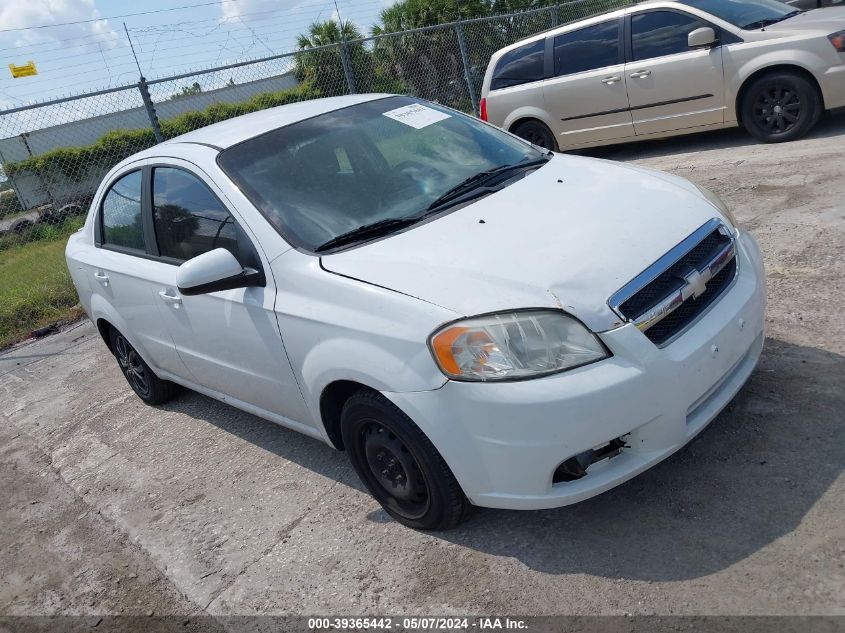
148;164;312;425
542;18;635;148
625;9;725;136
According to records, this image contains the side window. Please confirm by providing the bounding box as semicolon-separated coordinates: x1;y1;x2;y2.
101;170;145;251
631;11;707;61
553;20;620;77
491;39;545;90
152;167;240;262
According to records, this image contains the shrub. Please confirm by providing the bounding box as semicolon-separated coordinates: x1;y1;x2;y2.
3;82;324;194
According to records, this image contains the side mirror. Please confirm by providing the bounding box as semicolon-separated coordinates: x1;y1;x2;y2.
688;26;717;48
176;248;263;296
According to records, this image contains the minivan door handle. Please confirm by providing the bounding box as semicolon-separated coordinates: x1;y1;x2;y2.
93;270;109;286
158;289;182;306
601;75;622;85
630;69;652;79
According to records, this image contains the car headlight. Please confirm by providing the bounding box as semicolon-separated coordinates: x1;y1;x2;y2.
429;310;608;381
694;183;738;229
829;30;845;52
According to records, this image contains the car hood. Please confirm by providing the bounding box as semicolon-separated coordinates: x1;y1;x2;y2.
320;154;725;332
764;6;845;32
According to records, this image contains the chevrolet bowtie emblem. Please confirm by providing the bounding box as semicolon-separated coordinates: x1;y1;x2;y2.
681;269;709;300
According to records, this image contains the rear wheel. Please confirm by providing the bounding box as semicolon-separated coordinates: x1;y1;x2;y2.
341;391;467;530
741;71;821;143
109;328;176;405
512;120;558;151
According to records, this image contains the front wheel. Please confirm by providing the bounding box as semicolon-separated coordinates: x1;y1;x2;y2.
341;391;468;530
741;71;821;143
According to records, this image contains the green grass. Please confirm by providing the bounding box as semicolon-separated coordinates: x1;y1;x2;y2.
0;223;84;348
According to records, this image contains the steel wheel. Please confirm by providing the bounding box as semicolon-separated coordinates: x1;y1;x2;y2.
359;419;430;520
114;334;151;398
340;391;467;529
752;85;802;135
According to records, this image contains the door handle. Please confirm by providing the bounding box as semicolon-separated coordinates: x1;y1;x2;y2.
601;75;621;85
93;271;109;286
158;290;182;306
630;70;652;79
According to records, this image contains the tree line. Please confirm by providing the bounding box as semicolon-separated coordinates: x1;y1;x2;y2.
293;0;596;112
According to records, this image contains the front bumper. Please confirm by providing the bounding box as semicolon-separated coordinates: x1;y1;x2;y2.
383;230;766;510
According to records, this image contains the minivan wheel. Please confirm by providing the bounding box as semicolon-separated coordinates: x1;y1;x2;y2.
741;71;821;143
341;391;467;530
512;120;558;151
109;328;176;405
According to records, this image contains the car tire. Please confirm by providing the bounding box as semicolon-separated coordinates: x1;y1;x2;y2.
341;391;468;530
512;120;558;151
741;71;821;143
109;328;176;405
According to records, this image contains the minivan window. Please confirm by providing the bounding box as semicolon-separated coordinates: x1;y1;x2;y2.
631;11;708;61
553;20;620;77
677;0;798;29
491;40;545;90
101;170;145;251
152;167;240;262
218;96;544;252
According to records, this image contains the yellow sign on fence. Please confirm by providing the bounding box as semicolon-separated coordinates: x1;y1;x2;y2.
9;61;38;78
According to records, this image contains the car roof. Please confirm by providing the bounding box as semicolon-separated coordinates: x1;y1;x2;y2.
152;93;394;153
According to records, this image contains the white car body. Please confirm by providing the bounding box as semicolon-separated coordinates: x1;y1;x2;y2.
481;1;845;149
66;95;765;516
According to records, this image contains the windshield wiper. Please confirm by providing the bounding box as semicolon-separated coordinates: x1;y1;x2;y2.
426;156;551;212
743;10;802;29
314;155;552;253
314;217;420;252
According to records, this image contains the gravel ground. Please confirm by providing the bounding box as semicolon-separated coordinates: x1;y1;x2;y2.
1;115;843;619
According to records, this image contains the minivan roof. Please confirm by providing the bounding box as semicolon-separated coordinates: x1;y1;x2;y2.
484;0;693;77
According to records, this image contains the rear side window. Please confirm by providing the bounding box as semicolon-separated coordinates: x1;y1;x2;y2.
101;170;145;251
491;39;545;90
553;20;620;77
152;167;240;262
631;11;707;61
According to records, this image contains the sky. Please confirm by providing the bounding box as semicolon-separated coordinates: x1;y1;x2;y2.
0;0;394;110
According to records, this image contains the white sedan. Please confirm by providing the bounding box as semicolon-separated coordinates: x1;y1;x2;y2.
66;95;766;529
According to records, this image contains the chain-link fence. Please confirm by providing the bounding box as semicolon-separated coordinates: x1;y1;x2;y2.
0;0;631;252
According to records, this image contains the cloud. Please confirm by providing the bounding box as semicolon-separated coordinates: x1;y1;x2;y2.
219;0;303;23
0;0;117;52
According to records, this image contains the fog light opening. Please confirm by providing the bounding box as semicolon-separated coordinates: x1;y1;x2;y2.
553;437;627;484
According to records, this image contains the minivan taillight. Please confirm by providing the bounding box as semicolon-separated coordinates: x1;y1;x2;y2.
479;97;488;122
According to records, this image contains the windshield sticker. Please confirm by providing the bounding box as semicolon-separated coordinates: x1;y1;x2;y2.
382;104;451;129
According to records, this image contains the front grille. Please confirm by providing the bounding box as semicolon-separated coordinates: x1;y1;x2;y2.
642;258;736;345
609;219;737;347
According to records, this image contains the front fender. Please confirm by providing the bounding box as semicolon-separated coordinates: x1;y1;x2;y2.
726;49;827;123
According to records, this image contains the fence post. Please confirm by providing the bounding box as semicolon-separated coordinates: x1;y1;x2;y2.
455;20;478;114
137;77;164;143
338;42;357;94
549;5;558;27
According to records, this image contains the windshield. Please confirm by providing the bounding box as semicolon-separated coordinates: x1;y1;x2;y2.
678;0;800;29
217;96;543;252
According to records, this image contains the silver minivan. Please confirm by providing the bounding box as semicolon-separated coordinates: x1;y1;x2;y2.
480;0;845;150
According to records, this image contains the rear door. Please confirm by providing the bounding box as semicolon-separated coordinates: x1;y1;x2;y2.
624;8;725;136
541;18;635;148
86;169;183;374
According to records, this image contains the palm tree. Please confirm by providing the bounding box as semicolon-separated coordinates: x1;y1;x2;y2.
295;20;367;96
